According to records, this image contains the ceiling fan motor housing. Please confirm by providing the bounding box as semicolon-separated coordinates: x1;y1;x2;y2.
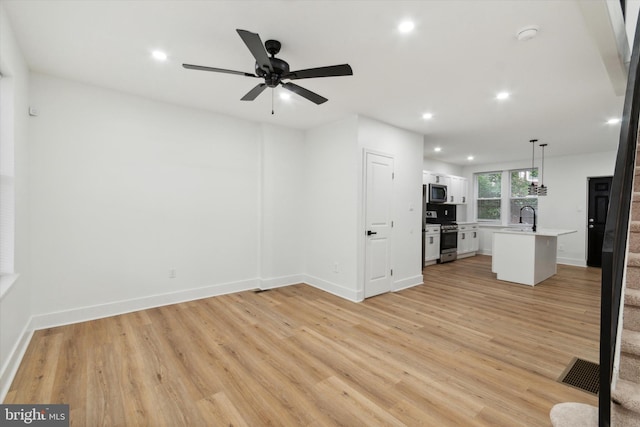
255;56;290;87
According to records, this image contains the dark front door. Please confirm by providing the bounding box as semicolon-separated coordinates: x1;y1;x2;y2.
587;176;613;267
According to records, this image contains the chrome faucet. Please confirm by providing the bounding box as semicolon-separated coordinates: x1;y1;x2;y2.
519;205;537;232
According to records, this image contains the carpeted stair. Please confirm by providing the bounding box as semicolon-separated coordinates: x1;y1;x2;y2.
611;240;640;426
550;217;640;426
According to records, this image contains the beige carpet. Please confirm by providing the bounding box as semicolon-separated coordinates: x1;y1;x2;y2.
549;402;598;427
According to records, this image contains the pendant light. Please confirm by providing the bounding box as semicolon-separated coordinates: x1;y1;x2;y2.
528;139;538;196
538;143;548;196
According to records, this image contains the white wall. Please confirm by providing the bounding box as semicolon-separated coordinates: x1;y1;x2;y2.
28;73;268;325
358;116;424;293
302;116;424;301
304;116;360;300
423;157;463;176
260;124;305;286
0;3;32;399
462;150;617;265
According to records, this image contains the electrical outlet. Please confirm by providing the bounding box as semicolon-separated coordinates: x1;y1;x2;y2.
169;268;177;279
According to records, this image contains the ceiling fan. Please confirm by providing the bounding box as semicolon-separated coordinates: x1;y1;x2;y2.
183;29;353;106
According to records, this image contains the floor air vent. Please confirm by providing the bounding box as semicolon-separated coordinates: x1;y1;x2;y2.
558;357;600;395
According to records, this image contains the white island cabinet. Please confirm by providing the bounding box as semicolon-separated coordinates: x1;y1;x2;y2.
491;228;576;286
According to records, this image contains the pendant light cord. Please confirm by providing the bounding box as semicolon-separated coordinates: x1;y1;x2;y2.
540;143;547;186
530;139;538;181
531;140;535;173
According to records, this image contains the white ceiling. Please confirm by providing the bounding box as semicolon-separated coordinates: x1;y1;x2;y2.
1;0;627;165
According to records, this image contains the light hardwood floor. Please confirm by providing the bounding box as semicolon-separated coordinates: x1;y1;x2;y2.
5;255;600;426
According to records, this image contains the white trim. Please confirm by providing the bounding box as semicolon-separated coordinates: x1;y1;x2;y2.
393;275;424;292
0;319;33;402
259;274;306;290
29;278;260;330
0;275;363;400
304;274;362;302
0;273;19;300
556;257;587;267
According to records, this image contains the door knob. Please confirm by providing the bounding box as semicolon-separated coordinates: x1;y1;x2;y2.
589;218;594;223
589;225;594;229
367;230;377;236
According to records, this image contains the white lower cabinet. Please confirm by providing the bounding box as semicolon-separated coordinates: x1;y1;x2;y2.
424;225;441;265
457;223;479;258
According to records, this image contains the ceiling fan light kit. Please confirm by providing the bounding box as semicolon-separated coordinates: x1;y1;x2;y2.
182;29;353;112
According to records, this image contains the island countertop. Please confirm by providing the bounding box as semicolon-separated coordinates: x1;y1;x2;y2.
493;228;577;237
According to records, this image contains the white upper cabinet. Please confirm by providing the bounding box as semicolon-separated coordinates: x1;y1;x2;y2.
424;171;468;204
423;171;450;187
449;176;468;204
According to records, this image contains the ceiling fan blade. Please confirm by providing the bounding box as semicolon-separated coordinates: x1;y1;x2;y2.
282;64;353;80
182;63;258;77
281;82;328;105
236;29;273;73
241;83;268;101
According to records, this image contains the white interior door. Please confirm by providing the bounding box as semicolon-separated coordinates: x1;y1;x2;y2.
364;152;394;298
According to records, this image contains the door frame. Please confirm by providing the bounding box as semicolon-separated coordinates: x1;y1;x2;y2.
359;149;395;300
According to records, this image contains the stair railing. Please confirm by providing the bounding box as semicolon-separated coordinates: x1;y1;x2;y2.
599;9;640;427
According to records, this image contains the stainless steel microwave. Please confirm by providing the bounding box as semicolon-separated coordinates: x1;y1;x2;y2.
428;183;448;203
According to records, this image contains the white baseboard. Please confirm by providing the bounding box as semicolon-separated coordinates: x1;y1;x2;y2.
29;278;261;331
393;275;424;292
303;275;362;302
557;257;587;267
0;321;34;402
259;275;306;290
457;252;477;259
0;272;400;399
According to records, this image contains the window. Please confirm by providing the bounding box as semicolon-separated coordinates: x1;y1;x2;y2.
510;169;538;225
476;172;502;222
474;168;538;225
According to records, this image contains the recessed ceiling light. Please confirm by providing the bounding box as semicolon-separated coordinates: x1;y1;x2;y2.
516;25;539;41
280;92;291;100
467;155;474;161
496;91;510;100
398;20;415;33
607;118;621;125
422;112;433;120
434;147;442;152
151;50;168;61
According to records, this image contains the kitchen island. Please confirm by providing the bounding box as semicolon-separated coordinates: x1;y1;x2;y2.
491;228;577;286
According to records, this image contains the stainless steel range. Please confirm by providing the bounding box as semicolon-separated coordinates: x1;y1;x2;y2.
438;223;458;263
423;195;458;264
